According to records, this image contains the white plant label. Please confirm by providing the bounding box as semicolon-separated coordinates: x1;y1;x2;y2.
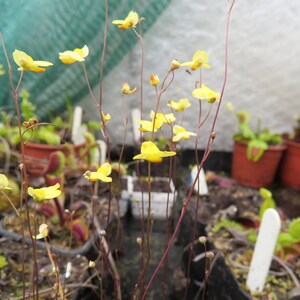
72;106;85;144
190;165;208;195
246;208;281;293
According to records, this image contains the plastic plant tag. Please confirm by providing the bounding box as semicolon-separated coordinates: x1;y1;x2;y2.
72;106;85;144
189;165;208;195
246;208;281;293
93;140;107;165
132;108;142;144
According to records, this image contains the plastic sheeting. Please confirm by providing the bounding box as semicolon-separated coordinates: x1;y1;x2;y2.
0;0;171;119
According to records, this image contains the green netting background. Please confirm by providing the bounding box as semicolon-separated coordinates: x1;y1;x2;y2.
0;0;171;119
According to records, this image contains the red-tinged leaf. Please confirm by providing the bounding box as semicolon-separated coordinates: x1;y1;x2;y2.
71;219;89;242
44;151;65;175
37;203;55;217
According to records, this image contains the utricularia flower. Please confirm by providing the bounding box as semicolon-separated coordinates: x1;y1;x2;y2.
122;82;137;94
13;50;53;73
192;84;220;103
59;45;89;64
112;11;139;29
133;141;176;163
33;224;49;240
172;125;196;142
150;73;160;86
100;111;111;128
167;98;191;112
180;50;210;71
0;174;11;191
28;183;61;202
150;111;176;124
83;163;112;182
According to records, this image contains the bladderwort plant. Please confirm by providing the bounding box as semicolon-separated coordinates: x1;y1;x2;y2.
0;0;236;299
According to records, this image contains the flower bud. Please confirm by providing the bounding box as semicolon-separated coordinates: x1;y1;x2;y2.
150;73;160;86
170;59;180;71
198;236;207;244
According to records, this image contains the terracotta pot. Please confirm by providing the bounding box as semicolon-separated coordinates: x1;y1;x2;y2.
232;141;286;188
24;142;83;177
280;139;300;188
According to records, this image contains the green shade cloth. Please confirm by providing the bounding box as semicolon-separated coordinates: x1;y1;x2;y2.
0;0;171;119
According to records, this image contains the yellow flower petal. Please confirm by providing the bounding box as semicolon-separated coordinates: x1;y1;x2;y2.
28;183;61;202
133;141;176;163
192;84;220;103
0;174;12;191
13;50;53;73
59;45;89;65
33;224;49;239
172;125;196;142
83;163;112;182
122;83;137;94
180;50;210;71
112;11;139;29
167;98;191;112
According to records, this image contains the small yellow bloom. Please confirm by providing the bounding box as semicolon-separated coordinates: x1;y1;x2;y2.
59;45;89;64
83;163;112;182
135;119;163;132
170;59;180;71
112;11;139;29
13;50;53;73
133;141;176;163
150;111;176;124
172;125;196;142
192;84;220;103
33;224;49;240
226;102;234;111
89;261;96;268
100;111;111;128
150;73;160;86
28;183;61;202
122;82;137;94
167;98;191;112
180;50;210;71
0;174;12;191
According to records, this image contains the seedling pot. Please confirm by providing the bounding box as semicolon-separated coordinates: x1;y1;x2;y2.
232;141;286;188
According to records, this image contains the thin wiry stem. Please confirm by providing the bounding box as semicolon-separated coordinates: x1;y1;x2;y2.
141;1;236;297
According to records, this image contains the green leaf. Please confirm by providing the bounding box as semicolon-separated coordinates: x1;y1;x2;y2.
259;188;276;219
211;219;244;234
0;255;8;269
288;218;300;241
277;232;298;247
247;139;268;161
247;229;257;243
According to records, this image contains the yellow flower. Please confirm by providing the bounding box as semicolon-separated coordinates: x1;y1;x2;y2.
59;45;89;64
170;59;180;71
133;141;176;163
89;261;96;268
226;102;234;111
33;224;49;240
135;119;163;132
192;84;220;103
167;98;191;112
180;50;210;71
150;73;160;86
112;11;139;29
0;174;12;191
100;111;111;128
172;125;196;142
122;82;137;94
0;64;5;76
150;111;176;124
13;50;53;73
28;183;61;202
83;163;112;182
